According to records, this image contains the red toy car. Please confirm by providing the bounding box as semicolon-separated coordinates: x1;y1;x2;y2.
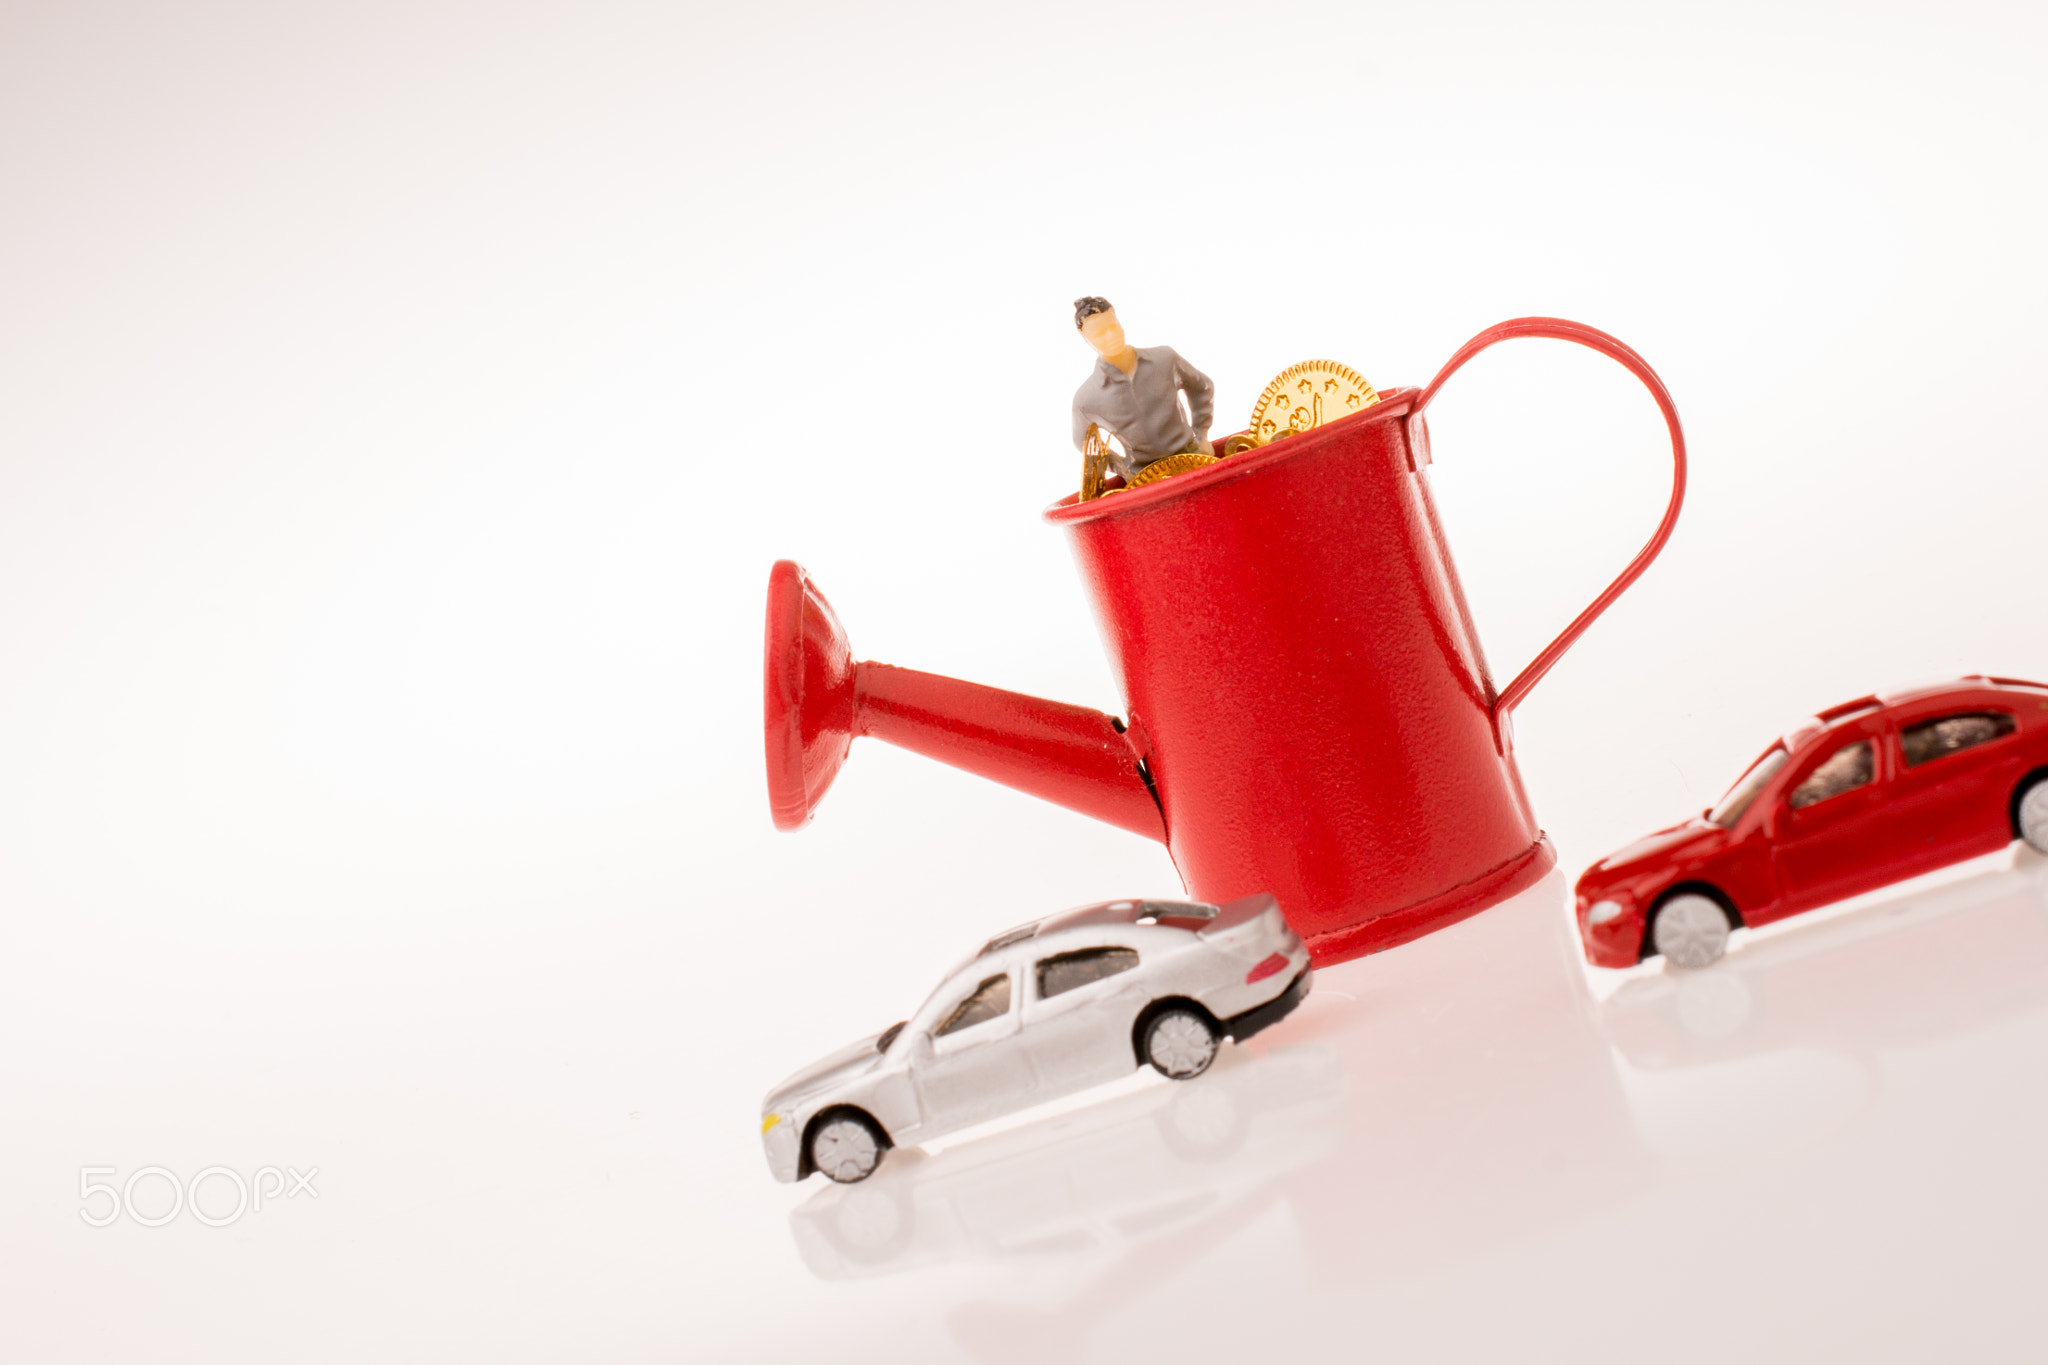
1577;676;2048;970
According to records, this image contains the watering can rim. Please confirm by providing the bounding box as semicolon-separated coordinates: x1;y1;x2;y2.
1043;387;1419;525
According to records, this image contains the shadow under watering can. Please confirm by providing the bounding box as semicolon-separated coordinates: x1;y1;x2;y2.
765;318;1687;965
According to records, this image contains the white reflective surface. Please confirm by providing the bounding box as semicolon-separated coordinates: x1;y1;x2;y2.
790;1043;1345;1277
16;854;2048;1360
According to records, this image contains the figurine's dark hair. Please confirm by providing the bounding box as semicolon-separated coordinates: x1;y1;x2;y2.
1073;296;1113;329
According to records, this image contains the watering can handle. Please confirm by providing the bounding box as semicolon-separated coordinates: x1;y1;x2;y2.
1413;316;1687;718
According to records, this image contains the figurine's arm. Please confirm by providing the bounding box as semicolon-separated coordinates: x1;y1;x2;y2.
1174;351;1215;439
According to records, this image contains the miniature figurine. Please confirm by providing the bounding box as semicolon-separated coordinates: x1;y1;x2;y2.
1576;676;2048;971
760;893;1311;1184
1070;297;1216;479
765;317;1688;967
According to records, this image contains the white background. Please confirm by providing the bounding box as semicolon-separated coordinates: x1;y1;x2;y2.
4;1;2047;1359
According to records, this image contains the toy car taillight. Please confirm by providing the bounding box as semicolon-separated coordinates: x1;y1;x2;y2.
1246;953;1289;984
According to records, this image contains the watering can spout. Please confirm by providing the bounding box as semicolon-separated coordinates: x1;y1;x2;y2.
763;560;1166;841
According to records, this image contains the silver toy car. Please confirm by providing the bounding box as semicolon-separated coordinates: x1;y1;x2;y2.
761;892;1312;1184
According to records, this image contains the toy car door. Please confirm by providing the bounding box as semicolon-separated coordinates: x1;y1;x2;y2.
1020;942;1145;1096
913;966;1032;1132
1771;729;1890;915
1882;708;2023;878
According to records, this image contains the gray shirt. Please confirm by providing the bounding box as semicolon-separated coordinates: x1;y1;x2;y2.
1071;346;1216;469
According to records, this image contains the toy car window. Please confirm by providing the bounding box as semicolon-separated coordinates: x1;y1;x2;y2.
1036;947;1139;1000
1710;746;1789;827
1789;739;1874;810
1901;712;2016;768
936;974;1011;1037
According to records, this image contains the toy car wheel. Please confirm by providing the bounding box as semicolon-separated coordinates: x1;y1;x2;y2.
2019;776;2048;855
1652;893;1732;970
809;1113;885;1184
1144;1007;1219;1079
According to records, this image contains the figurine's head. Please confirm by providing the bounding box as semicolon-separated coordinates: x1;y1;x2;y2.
1074;296;1125;360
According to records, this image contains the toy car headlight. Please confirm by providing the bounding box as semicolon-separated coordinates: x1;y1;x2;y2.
1586;900;1626;926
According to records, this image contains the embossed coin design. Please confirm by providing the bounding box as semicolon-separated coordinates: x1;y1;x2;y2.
1245;360;1379;447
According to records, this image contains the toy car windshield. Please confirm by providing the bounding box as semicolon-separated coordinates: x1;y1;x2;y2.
1708;747;1788;828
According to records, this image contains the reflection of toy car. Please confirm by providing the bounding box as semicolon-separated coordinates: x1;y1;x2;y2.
1602;854;2048;1072
760;894;1311;1184
1576;676;2048;970
789;1043;1344;1277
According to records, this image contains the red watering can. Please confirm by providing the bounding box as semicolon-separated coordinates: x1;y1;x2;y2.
764;318;1686;965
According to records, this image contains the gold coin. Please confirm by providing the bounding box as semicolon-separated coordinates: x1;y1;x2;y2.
1126;451;1220;489
1079;423;1115;501
1244;360;1378;448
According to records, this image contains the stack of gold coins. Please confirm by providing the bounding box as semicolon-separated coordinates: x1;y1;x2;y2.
1126;451;1220;488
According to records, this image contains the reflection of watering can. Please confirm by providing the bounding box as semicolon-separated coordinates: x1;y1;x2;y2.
765;319;1686;964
